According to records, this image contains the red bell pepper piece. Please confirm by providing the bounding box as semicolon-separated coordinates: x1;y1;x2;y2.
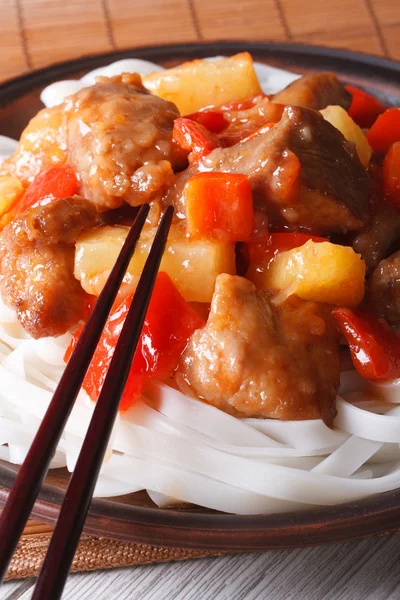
345;85;387;129
65;273;205;411
333;308;400;380
248;232;328;268
186;110;228;133
383;142;400;208
184;172;254;242
173;118;221;162
15;165;79;214
366;108;400;153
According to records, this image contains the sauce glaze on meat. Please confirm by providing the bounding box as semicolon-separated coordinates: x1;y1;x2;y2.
66;73;180;211
176;274;339;425
168;105;369;234
0;197;99;338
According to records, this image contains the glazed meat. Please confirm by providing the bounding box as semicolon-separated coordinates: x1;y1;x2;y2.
168;105;369;234
66;73;180;210
352;199;400;272
220;98;285;146
273;73;351;110
175;274;340;425
0;197;99;338
369;250;400;325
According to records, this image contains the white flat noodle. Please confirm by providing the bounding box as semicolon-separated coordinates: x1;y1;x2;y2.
40;59;164;108
245;418;349;450
370;378;400;404
80;59;164;84
147;380;284;448
40;80;88;108
252;62;300;94
335;398;400;443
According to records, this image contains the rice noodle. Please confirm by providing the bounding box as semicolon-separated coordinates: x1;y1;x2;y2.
2;59;400;514
2;285;400;513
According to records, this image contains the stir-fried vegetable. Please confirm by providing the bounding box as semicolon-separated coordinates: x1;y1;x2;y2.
65;272;205;410
186;110;228;133
383;142;400;207
143;53;262;114
263;240;366;307
334;308;400;380
173;118;221;162
366;108;400;153
247;233;327;286
184;172;254;242
74;224;236;303
345;85;387;129
0;176;24;220
320;105;372;166
15;165;78;214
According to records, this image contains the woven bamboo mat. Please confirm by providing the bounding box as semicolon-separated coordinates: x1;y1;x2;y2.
1;0;399;83
2;0;400;581
6;521;222;581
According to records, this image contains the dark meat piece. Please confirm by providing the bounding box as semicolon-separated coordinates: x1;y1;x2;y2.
273;73;351;110
369;250;400;325
176;274;340;425
353;201;400;272
168;105;369;235
220;98;285;146
66;73;180;211
0;197;99;338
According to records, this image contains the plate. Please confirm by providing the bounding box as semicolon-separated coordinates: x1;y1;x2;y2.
1;42;400;551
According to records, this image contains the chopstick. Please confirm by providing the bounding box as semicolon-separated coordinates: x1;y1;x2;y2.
0;203;173;592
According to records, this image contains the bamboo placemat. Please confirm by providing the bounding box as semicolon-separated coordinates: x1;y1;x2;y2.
2;0;400;581
1;0;399;83
6;521;222;581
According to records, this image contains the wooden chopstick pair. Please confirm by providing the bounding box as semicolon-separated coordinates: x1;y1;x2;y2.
0;203;174;598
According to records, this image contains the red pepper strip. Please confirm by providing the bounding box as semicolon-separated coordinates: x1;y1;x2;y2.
186;110;228;133
248;232;328;268
333;308;400;380
172;118;221;162
65;273;205;411
383;142;400;208
184;172;254;242
366;108;400;153
345;85;387;129
15;165;79;214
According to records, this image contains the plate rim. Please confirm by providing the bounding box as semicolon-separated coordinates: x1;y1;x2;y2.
1;40;400;550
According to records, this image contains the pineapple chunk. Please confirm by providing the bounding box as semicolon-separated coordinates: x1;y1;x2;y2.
0;175;23;218
75;225;236;303
263;240;366;307
143;53;262;115
320;105;372;167
1;105;66;184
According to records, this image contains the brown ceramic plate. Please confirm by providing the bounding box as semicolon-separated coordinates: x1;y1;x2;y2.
1;42;400;551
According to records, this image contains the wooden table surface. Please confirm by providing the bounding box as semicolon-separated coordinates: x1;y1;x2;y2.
1;1;400;598
2;534;400;599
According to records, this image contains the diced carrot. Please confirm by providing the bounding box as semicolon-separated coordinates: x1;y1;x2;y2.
186;110;228;133
184;172;254;242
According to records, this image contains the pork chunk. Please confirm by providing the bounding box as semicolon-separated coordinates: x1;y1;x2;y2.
0;197;99;338
369;250;400;325
273;73;351;110
66;73;180;210
168;105;369;234
175;274;340;425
